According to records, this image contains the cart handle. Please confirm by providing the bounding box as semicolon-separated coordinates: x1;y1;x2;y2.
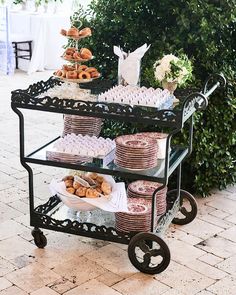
196;73;226;110
181;73;226;123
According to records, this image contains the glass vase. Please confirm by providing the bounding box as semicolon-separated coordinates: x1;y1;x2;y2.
162;80;178;94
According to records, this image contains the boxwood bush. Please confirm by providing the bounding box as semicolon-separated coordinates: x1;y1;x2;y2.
80;0;236;196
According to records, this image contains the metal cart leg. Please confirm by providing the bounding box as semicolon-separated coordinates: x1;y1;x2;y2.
168;163;198;225
171;190;198;225
12;107;48;248
32;228;47;249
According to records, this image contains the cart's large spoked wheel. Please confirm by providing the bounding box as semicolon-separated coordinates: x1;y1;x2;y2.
169;189;198;225
32;228;47;249
128;232;170;274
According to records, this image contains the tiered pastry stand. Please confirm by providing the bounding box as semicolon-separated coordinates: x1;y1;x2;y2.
11;74;226;274
54;33;100;86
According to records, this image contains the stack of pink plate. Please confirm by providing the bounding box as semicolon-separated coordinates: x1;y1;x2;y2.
135;132;168;159
136;132;168;140
46;151;91;164
115;198;152;233
63;115;102;137
115;134;158;170
128;180;167;216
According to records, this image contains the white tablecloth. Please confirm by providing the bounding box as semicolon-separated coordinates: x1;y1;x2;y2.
0;6;15;75
10;11;70;73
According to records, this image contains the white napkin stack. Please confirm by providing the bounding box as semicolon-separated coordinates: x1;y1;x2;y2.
114;44;151;86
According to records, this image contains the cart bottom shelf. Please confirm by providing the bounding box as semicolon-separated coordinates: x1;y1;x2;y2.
31;193;195;274
32;192;180;245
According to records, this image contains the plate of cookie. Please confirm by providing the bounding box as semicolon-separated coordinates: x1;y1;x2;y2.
50;173;115;211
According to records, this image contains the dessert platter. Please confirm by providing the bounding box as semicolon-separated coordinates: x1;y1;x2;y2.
62;47;94;63
54;64;100;83
50;172;127;212
60;26;92;40
52;173;112;211
54;25;100;83
63;173;112;198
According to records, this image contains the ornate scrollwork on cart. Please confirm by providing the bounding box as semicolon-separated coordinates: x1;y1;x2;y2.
35;195;61;215
33;212;131;244
13;77;60;98
182;92;208;122
34;196;131;243
11;77;180;125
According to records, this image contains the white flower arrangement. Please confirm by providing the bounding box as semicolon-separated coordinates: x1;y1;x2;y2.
153;54;192;86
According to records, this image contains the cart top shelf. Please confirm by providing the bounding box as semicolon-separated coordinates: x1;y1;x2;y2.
11;74;226;129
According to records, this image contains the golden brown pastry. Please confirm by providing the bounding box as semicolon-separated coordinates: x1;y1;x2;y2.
62;175;74;181
66;187;75;194
63;65;75;71
65;47;76;55
60;29;67;36
56;70;63;77
90;71;100;78
73;52;81;60
78;27;92;37
101;181;112;195
96;175;104;183
85;67;97;73
73;181;81;190
80;48;92;60
78;71;91;79
64;179;73;188
61;70;67;78
64;54;73;61
76;187;87;197
67;27;79;37
95;187;102;194
66;70;78;79
86;188;100;198
78;65;88;71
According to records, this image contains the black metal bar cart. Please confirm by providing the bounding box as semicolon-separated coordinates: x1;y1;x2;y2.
11;73;226;274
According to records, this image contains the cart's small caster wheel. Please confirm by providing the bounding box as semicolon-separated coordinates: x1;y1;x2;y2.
128;232;170;274
169;189;198;225
31;229;47;249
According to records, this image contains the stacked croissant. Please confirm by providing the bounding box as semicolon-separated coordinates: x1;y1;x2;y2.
60;27;92;39
63;47;92;62
63;173;112;198
55;64;100;80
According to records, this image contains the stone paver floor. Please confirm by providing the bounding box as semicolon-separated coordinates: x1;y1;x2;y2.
0;71;236;294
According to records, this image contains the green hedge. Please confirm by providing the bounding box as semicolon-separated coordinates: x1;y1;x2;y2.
80;0;236;196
